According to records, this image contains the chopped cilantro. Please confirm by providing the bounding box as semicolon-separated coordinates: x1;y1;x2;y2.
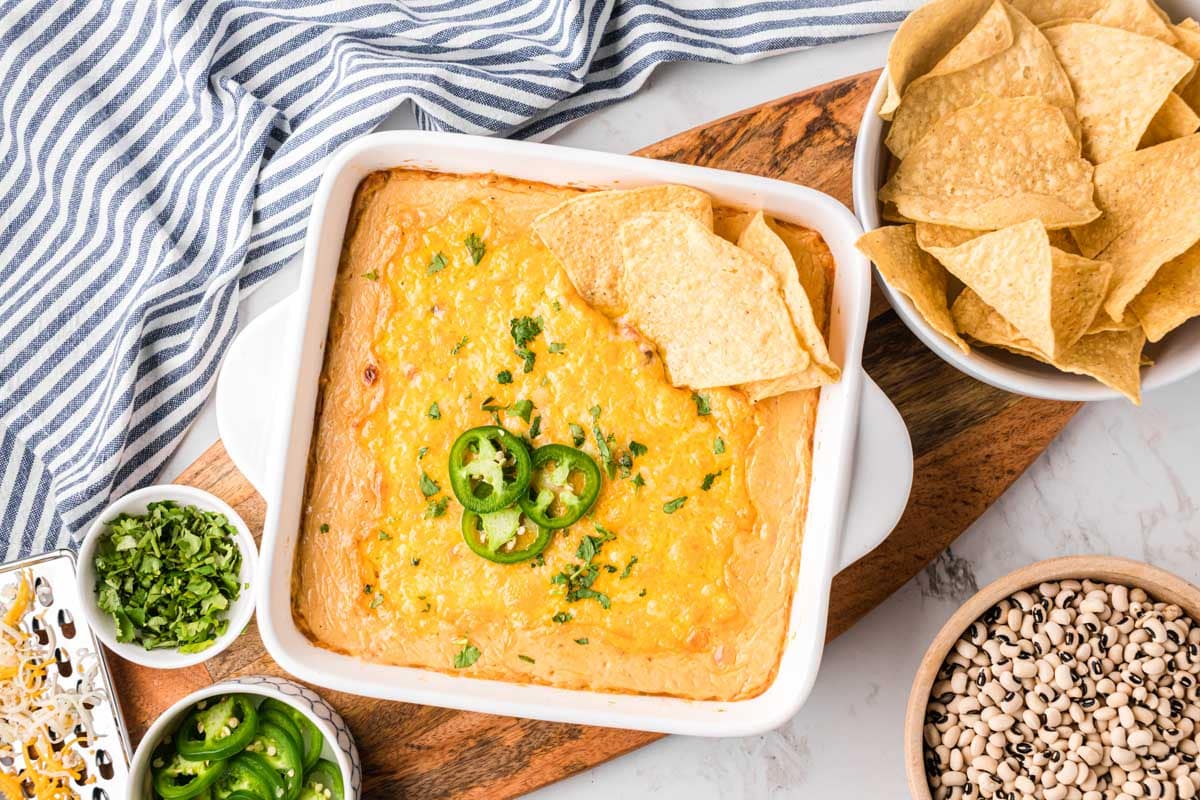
427;252;448;275
692;392;712;416
453;643;481;669
629;441;648;457
552;611;573;624
92;500;245;653
713;437;726;455
451;336;469;355
481;396;504;412
363;270;379;281
378;530;392;541
548;342;566;353
412;557;421;566
589;405;601;419
428;402;441;420
593;424;616;478
497;370;513;384
464;233;486;265
701;470;723;491
620;556;638;579
319;523;329;533
509;399;534;423
575;638;589;645
363;584;373;595
663;496;688;514
604;564;618;574
631;473;645;490
424;497;448;519
510;316;543;348
569;423;586;447
369;592;384;609
617;450;633;479
418;446;429;460
529;415;542;439
551;300;562;312
516;347;536;373
419;472;440;497
638;588;647;597
518;654;536;664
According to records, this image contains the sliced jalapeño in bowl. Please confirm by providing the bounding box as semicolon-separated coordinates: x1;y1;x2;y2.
518;444;601;529
461;508;551;564
448;426;532;513
175;694;258;761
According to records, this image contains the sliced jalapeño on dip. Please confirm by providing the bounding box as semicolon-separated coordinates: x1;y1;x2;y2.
448;426;532;513
518;444;601;529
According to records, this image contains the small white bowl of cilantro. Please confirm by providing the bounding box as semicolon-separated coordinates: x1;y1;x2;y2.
76;484;258;669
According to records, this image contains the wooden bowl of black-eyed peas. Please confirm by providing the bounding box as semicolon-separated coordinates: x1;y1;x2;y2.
906;556;1200;800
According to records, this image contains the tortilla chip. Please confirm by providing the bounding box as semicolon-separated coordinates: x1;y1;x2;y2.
533;185;713;316
856;225;970;353
736;213;840;399
617;212;808;390
926;219;1111;357
928;0;1016;76
1089;0;1178;42
881;96;1099;230
772;221;833;333
1140;92;1200;146
886;5;1078;160
1088;308;1140;333
712;208;754;243
915;222;983;250
953;288;1145;402
1044;23;1193;162
1009;0;1105;23
882;202;919;223
1070;134;1200;318
881;0;997;118
1130;239;1200;341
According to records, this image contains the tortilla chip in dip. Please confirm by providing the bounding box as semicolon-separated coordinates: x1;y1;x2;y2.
618;211;809;390
880;96;1099;230
857;224;970;354
1043;23;1193;162
1088;0;1178;42
1139;92;1200;146
532;185;713;316
1130;241;1200;342
952;288;1145;402
926;219;1111;358
1070;134;1200;319
881;0;998;118
736;212;840;399
885;5;1078;160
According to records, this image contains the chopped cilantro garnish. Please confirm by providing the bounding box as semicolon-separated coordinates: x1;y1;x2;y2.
551;300;563;312
418;446;429;460
378;530;392;541
509;399;534;423
692;392;712;416
604;564;618;574
518;654;536;664
701;470;723;491
631;473;645;490
617;450;633;478
453;643;481;668
620;556;638;579
510;316;543;348
593;424;616;478
481;396;503;412
548;342;566;353
497;370;513;384
713;437;726;455
319;523;329;533
363;584;373;595
363;270;379;281
516;347;536;373
428;402;441;420
464;233;486;265
552;611;573;624
92;501;245;653
663;496;688;514
427;252;449;275
589;405;601;419
419;471;440;497
369;592;384;609
569;423;586;447
575;638;589;645
629;441;648;457
412;557;421;566
451;336;469;355
529;415;543;439
638;588;647;597
424;497;448;519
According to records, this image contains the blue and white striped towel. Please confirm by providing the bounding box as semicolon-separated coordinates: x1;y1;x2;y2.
0;0;908;560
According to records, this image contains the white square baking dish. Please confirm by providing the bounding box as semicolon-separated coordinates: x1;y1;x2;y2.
215;131;913;736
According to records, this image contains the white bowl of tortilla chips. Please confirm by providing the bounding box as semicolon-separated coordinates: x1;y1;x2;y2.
852;0;1200;404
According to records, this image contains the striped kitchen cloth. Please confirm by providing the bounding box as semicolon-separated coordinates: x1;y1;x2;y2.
0;0;910;560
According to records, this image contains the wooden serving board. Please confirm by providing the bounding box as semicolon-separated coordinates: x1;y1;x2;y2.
111;70;1081;798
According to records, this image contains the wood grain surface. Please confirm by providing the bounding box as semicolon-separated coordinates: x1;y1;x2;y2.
110;69;1081;799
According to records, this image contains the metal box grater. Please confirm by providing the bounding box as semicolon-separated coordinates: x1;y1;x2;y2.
0;549;131;798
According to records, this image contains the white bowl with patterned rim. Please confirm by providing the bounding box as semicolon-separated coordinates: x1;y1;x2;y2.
128;675;362;799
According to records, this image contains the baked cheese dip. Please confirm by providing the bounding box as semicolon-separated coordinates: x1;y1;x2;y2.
294;170;839;701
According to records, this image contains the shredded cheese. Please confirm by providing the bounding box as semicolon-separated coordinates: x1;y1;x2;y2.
0;571;106;799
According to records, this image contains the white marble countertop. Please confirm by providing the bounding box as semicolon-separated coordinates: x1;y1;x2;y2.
160;24;1200;799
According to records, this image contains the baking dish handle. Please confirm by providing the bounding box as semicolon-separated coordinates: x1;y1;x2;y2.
836;376;913;572
215;296;296;496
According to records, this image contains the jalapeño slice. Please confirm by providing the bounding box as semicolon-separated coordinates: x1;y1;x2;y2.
150;742;226;799
461;509;551;564
518;445;601;529
212;752;286;800
448;426;532;513
175;694;258;761
244;719;304;800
